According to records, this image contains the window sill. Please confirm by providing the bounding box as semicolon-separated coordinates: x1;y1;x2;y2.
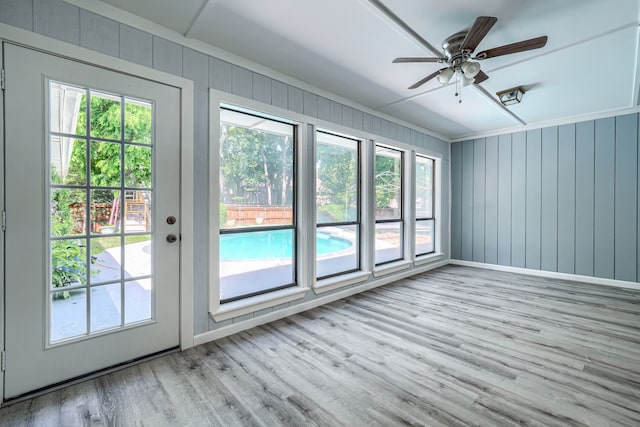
210;286;308;322
414;252;445;266
314;271;370;294
373;260;412;277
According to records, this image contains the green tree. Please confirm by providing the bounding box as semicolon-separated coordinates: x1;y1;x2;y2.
52;95;152;296
70;96;152;187
375;153;401;208
220;124;293;206
316;143;357;222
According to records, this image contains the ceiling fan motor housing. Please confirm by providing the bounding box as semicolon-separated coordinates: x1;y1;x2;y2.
393;16;548;90
442;31;471;67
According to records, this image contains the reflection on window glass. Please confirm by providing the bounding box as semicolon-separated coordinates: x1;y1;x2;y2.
51;138;86;185
416;156;433;219
416;219;435;256
50;238;87;290
315;130;360;279
90;141;121;187
375;146;403;265
51;189;86;236
415;155;435;256
90;91;121;140
219;229;295;302
375;222;403;265
316;132;358;223
125;279;152;324
91;284;122;332
51;290;87;342
375;147;402;220
219;109;294;228
219;108;296;302
50;82;85;135
125;145;152;187
48;80;155;344
125;99;152;144
316;225;358;278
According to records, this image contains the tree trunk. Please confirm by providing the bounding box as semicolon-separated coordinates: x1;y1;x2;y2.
261;148;272;205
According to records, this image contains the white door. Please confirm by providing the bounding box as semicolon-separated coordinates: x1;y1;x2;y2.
3;43;181;399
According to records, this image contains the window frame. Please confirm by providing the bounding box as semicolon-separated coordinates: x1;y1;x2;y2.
218;106;298;304
415;154;436;257
209;91;444;321
315;129;362;280
374;144;405;266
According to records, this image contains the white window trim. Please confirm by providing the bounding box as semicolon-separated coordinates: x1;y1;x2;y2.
211;287;308;322
209;92;311;319
314;128;364;284
208;90;445;321
373;260;413;277
414;252;446;266
314;271;370;294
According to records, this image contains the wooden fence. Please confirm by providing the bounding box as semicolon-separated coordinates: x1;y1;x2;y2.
225;205;293;226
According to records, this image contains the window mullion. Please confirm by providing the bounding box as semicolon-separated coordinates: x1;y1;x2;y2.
406;151;416;260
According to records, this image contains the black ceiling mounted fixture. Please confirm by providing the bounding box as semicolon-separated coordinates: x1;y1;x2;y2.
393;16;548;90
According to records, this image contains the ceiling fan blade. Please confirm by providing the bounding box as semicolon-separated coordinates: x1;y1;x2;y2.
475;35;548;59
461;16;498;53
408;68;448;89
393;57;445;63
474;70;489;84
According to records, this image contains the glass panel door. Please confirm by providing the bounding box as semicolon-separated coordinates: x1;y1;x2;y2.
4;43;181;398
49;83;155;344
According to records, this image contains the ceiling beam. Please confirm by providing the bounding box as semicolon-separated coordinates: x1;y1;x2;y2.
365;0;440;57
184;0;217;38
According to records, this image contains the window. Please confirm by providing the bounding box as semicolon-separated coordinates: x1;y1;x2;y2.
375;145;403;265
49;82;154;342
219;108;296;303
315;131;360;279
415;155;435;256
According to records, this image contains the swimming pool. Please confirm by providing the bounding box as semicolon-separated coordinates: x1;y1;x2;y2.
220;229;352;260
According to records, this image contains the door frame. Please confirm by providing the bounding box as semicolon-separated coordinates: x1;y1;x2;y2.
0;23;195;403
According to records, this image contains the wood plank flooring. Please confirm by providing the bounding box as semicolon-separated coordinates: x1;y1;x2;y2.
1;265;640;426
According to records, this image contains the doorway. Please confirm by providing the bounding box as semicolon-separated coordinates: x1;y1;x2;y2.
3;43;183;399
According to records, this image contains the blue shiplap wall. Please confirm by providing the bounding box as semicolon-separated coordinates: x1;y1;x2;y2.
1;0;451;333
451;114;640;283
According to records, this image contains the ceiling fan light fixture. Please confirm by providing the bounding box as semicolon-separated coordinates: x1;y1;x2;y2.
496;86;525;105
461;61;481;78
461;73;475;87
437;68;454;85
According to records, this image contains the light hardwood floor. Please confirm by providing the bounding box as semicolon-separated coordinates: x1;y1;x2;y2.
1;265;640;426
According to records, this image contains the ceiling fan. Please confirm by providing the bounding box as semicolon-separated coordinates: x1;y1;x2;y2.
393;16;548;90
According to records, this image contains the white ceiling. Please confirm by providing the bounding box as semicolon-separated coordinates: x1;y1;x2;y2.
96;0;640;140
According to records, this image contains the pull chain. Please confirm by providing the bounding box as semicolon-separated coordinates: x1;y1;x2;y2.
455;70;463;104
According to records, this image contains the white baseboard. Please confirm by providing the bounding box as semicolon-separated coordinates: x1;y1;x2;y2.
448;259;640;291
193;259;449;345
194;258;639;346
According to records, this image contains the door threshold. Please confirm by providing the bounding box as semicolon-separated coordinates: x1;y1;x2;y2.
1;346;180;407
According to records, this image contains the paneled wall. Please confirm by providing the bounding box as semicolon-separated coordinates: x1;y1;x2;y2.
451;114;640;283
0;0;451;334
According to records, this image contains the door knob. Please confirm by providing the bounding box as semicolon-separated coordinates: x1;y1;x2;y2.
166;234;178;243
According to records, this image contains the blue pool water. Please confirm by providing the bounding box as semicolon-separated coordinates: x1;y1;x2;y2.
220;229;351;260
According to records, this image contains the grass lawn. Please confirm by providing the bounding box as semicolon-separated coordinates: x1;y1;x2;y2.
91;234;151;255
